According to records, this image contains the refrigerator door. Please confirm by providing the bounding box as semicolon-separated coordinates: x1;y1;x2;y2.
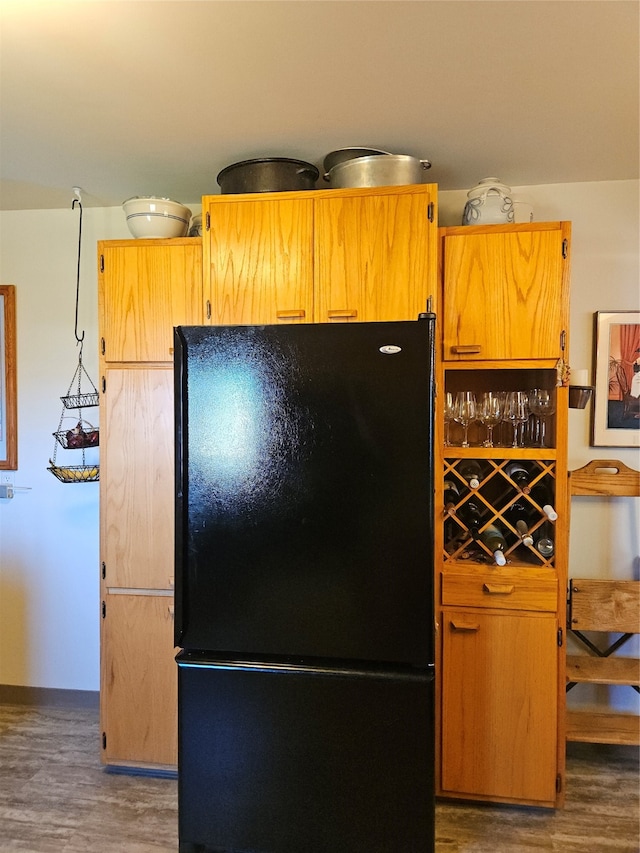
175;318;435;665
177;653;434;853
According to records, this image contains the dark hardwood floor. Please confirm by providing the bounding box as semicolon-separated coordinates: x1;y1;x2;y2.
0;703;637;852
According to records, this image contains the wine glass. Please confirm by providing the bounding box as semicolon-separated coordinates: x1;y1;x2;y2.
478;391;504;448
528;388;556;447
453;391;477;448
443;392;455;447
503;391;529;448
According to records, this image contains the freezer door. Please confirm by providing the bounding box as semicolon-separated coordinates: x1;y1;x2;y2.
175;318;435;665
177;657;435;853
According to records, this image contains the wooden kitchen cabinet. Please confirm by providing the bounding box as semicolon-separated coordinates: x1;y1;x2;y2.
441;606;559;805
98;238;202;362
98;186;436;772
435;222;571;808
202;184;437;325
101;592;177;768
440;223;570;362
98;239;200;772
101;367;175;590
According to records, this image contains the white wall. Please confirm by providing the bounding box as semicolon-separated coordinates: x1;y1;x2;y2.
0;183;638;701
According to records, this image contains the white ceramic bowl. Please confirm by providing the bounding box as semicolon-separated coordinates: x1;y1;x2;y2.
123;196;192;239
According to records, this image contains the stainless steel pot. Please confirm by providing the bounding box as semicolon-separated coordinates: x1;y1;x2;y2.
325;154;431;189
217;158;319;194
322;147;392;179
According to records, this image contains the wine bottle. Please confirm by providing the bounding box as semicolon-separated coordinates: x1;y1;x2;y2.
479;523;508;566
504;461;532;493
504;501;534;546
457;500;485;540
443;479;461;515
535;523;555;557
530;483;558;521
458;460;483;489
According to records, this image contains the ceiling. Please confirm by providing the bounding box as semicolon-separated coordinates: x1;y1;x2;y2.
1;0;638;211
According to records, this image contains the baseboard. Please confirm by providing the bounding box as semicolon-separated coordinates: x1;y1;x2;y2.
0;684;99;710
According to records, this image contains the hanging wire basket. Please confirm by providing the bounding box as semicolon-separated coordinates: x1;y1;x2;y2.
49;351;100;483
53;417;99;450
48;462;100;483
60;360;99;409
48;191;100;484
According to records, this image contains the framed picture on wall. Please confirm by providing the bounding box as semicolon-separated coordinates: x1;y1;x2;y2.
591;311;640;448
0;284;17;469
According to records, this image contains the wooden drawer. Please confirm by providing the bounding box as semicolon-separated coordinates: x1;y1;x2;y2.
441;567;558;612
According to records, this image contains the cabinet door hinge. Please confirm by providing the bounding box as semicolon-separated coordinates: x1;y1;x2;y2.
101;376;106;394
556;773;563;793
101;561;106;580
205;211;210;232
562;239;568;259
101;601;106;619
102;732;107;750
427;201;434;223
100;337;106;356
100;254;104;273
557;627;563;647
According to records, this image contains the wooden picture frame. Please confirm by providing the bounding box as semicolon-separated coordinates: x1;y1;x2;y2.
0;285;17;469
591;311;640;448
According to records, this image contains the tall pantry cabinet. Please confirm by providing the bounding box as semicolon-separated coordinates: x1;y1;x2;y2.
98;184;437;771
98;238;202;770
435;222;571;808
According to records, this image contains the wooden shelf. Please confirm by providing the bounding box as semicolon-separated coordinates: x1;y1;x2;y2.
566;655;640;686
566;710;640;746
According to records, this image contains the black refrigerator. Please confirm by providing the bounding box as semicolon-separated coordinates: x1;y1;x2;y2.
174;317;436;853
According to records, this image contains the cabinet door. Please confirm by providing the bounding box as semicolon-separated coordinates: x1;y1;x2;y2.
99;239;202;362
441;224;570;361
441;608;559;805
314;187;436;322
204;197;314;325
101;367;174;590
101;592;177;767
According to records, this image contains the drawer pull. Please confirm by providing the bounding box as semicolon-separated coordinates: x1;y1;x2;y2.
276;309;306;320
327;309;358;320
483;583;515;595
450;344;482;355
450;619;480;632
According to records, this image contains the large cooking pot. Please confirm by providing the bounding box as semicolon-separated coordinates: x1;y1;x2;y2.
325;154;431;189
322;147;392;179
216;157;319;194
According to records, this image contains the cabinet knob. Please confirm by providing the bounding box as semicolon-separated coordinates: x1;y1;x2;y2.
450;344;482;355
450;619;479;632
483;583;515;595
276;309;306;320
327;309;358;321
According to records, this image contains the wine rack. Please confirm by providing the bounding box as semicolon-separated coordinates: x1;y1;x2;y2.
443;458;557;568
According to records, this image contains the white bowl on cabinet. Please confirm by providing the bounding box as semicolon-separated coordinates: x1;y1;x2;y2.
123;196;192;238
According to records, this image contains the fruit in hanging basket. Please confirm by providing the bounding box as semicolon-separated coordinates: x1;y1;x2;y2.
65;421;99;448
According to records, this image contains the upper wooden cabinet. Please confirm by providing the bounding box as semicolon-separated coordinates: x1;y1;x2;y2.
440;223;570;362
98;238;202;362
204;196;314;325
202;184;437;326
